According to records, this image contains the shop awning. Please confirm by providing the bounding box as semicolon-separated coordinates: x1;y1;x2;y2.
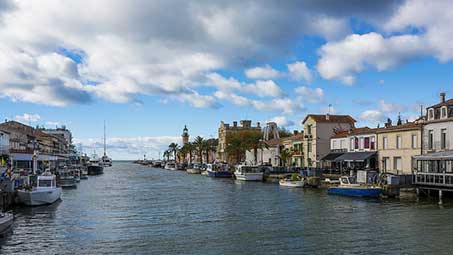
413;150;453;160
334;152;377;162
320;152;345;161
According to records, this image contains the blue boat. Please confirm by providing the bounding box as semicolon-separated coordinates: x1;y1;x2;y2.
327;176;382;198
206;164;232;178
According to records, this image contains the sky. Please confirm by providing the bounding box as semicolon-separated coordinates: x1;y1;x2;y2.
1;0;453;159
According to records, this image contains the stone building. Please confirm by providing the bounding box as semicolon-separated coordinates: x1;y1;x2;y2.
302;114;356;167
217;120;261;163
181;125;189;145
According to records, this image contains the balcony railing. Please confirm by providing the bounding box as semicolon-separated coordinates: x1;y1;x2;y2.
414;171;453;187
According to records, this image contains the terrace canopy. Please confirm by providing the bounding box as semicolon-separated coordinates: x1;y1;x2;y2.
334;152;377;162
320;152;345;161
413;150;453;173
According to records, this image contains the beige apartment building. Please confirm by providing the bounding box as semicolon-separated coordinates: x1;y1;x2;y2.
376;121;422;175
302;114;356;167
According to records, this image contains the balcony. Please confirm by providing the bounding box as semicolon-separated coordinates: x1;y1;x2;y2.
414;172;453;187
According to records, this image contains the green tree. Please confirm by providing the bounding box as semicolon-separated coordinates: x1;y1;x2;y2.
279;147;293;167
204;138;218;164
178;145;188;163
243;130;267;165
168;143;179;160
163;150;171;161
193;136;205;164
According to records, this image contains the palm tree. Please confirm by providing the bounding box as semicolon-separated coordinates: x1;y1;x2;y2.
243;130;267;165
163;150;171;161
225;131;249;164
168;143;179;161
186;142;195;164
204;138;218;164
179;145;188;164
279;148;293;167
193;136;205;164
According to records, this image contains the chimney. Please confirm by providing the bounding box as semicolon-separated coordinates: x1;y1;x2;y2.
233;121;237;127
293;130;299;135
326;113;330;121
440;92;446;103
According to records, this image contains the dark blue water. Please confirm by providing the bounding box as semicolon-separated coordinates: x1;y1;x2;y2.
1;162;453;254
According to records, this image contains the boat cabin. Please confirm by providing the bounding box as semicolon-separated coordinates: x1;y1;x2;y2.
236;165;260;174
37;175;57;188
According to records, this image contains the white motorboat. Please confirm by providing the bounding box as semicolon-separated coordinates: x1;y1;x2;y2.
80;167;88;179
164;162;177;171
234;165;263;181
186;164;201;174
17;172;62;206
74;168;81;182
0;212;13;234
279;175;305;188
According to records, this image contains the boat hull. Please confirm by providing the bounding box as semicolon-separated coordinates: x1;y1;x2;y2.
87;165;104;175
17;188;62;206
58;178;77;188
279;180;305;187
327;187;382;198
187;169;201;174
0;213;13;234
207;170;232;178
235;172;263;181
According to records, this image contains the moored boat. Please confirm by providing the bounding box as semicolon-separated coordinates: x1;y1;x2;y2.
17;171;62;206
80;167;88;179
234;165;263;181
186;164;201;174
87;156;104;175
0;212;13;234
207;163;232;178
58;168;77;188
164;162;177;171
327;176;382;198
279;174;305;188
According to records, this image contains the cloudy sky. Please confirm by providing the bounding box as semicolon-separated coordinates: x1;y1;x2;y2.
1;0;453;159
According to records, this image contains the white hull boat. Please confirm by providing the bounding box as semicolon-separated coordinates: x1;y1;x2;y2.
164;162;177;171
279;179;305;188
234;165;263;181
17;172;61;206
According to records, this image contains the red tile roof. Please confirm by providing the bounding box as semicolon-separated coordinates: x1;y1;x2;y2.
302;114;356;124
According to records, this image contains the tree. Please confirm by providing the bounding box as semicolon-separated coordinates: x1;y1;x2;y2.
243;130;267;165
225;130;260;164
178;145;188;163
204;138;218;164
163;150;171;161
193;136;205;164
186;142;195;164
168;143;179;160
279;147;293;167
278;127;292;138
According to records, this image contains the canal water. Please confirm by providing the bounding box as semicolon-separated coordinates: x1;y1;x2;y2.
2;161;453;254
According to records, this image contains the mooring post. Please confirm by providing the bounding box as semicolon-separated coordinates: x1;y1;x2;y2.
439;190;443;205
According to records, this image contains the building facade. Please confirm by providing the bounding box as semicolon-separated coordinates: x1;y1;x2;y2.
217;120;261;163
302;114;356;167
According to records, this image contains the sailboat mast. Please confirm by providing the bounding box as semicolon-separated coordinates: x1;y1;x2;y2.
103;120;107;156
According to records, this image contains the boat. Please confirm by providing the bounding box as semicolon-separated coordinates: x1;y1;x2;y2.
73;168;81;182
17;171;62;206
80;167;88;179
164;162;177;171
186;164;201;174
152;160;163;168
207;163;232;178
0;212;13;234
234;165;263;181
327;176;383;198
58;168;77;188
176;163;186;171
100;121;113;167
279;174;305;187
87;156;104;175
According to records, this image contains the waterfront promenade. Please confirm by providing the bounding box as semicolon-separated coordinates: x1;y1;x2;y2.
2;161;453;254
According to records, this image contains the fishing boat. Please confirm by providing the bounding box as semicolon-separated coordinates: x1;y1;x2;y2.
164;162;177;171
279;174;305;188
73;168;81;182
101;121;113;167
186;164;202;174
207;163;232;178
0;212;13;234
58;168;77;188
17;171;62;206
234;165;263;181
87;155;104;175
327;176;383;198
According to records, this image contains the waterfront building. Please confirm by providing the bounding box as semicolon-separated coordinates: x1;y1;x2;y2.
376;119;422;175
181;125;189;145
413;93;453;192
301;114;356;167
0;128;10;167
323;127;378;172
217;120;261;163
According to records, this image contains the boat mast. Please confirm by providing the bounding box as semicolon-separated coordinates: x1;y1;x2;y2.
103;120;107;156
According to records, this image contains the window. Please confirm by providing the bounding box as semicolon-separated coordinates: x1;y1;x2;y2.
359;137;364;149
441;129;447;150
383;136;388;149
332;140;337;150
350;138;354;151
441;106;448;119
340;140;344;149
370;137;375;150
307;125;312;135
382;157;390;172
428;108;434;120
428;130;434;150
394;157;402;171
308;142;312;153
355;137;359;149
396;135;402;149
411;134;417;149
364;137;370;149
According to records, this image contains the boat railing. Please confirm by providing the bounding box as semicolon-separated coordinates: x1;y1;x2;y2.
414;171;453;187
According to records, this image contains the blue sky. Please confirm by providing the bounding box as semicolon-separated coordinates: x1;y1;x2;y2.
1;0;453;159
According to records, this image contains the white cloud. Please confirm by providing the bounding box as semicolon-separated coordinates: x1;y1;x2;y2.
15;113;41;122
378;100;406;113
294;86;324;103
287;61;312;83
359;110;385;123
74;136;179;160
242;80;284;98
245;65;280;79
267;116;295;127
45;121;60;127
379;79;385;85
